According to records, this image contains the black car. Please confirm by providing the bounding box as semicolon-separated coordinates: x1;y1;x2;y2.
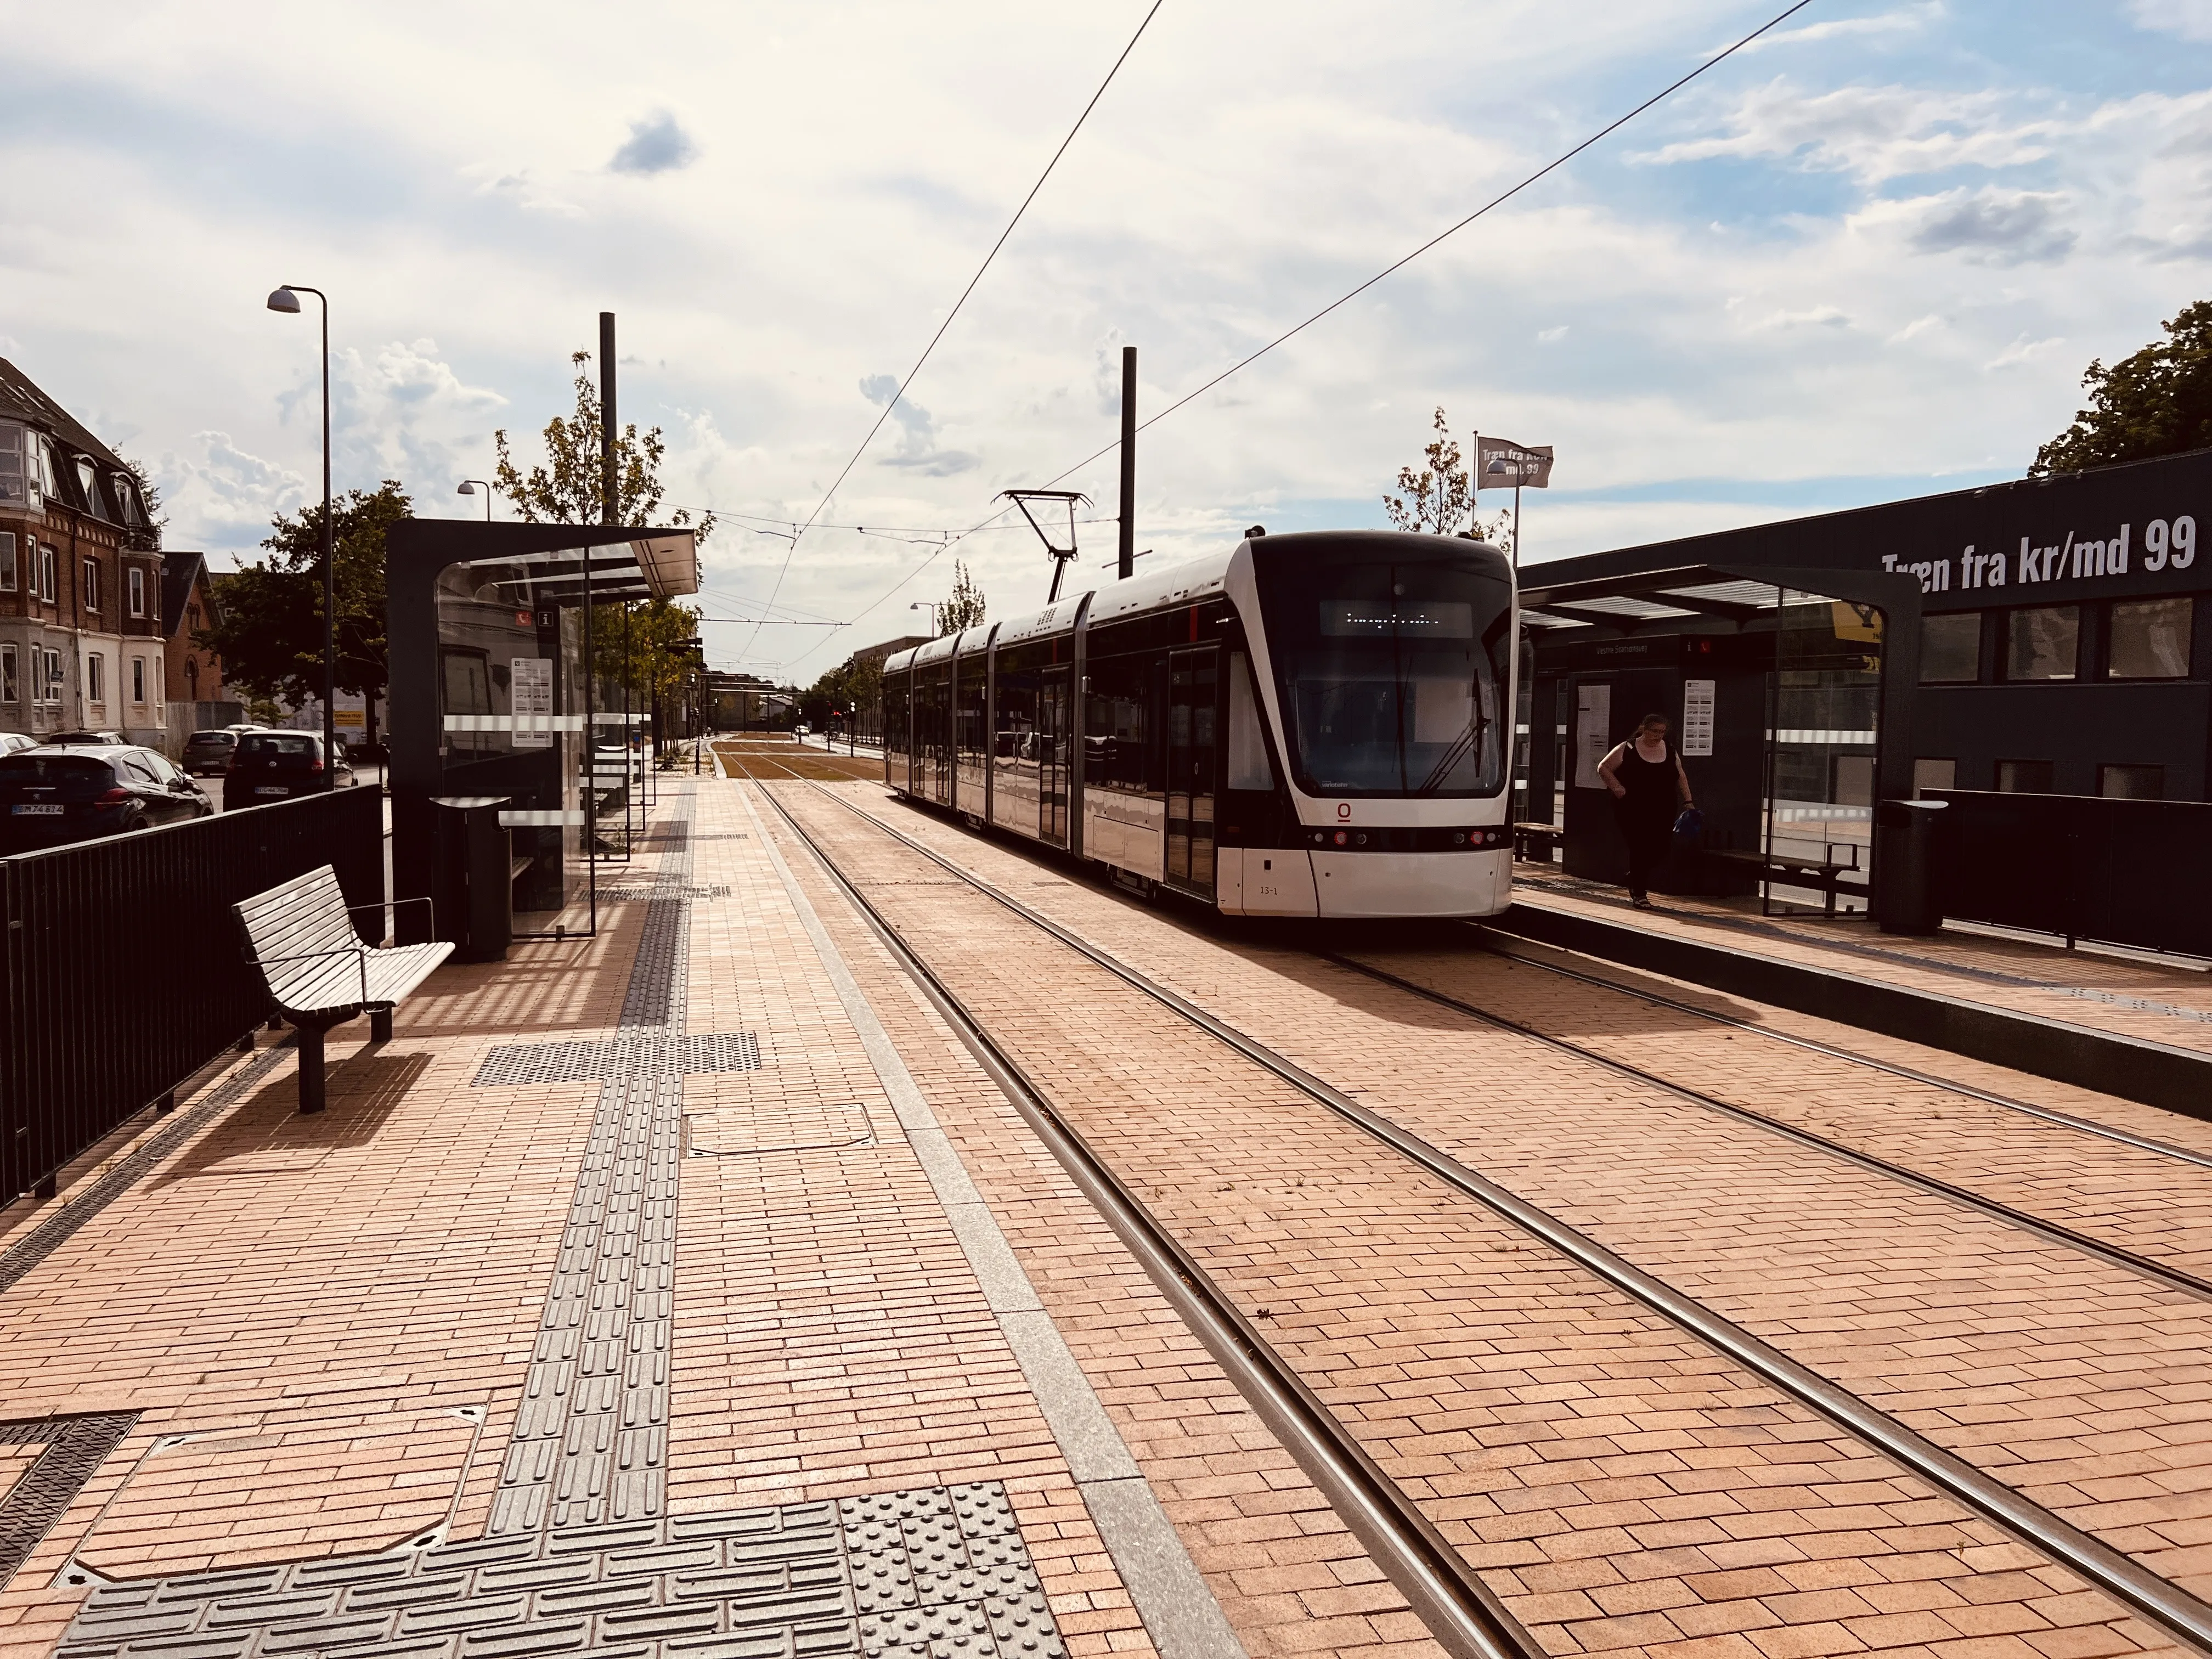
182;727;257;776
223;731;355;807
0;746;212;853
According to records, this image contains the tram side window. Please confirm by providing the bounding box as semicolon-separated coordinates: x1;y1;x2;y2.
1226;653;1274;790
997;667;1039;759
1085;652;1150;794
884;676;909;758
2100;763;2164;799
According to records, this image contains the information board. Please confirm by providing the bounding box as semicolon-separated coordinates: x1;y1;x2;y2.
512;656;554;749
1680;678;1716;757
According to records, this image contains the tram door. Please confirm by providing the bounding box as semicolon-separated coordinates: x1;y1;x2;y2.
1166;648;1218;896
1039;672;1070;845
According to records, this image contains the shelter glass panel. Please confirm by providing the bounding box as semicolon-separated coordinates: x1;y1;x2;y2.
1919;612;1981;682
2005;606;2079;681
1763;592;1880;914
2108;597;2192;680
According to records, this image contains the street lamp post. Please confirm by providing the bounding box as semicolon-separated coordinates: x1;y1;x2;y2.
910;599;939;635
267;284;336;769
456;479;493;522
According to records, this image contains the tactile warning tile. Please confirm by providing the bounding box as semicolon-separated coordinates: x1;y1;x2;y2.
472;1032;761;1087
56;1482;1066;1659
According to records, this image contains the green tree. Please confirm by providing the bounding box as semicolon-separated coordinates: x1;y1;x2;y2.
800;653;883;732
940;559;986;633
493;350;717;540
198;481;410;738
1384;407;1512;548
493;351;709;750
2032;301;2212;476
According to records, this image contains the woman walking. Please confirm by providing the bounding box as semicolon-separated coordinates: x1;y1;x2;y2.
1598;713;1695;910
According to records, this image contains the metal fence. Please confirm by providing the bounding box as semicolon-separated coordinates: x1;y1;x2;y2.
1931;788;2210;957
1;787;385;1200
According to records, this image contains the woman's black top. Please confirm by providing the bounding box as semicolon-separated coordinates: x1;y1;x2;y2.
1614;740;1678;821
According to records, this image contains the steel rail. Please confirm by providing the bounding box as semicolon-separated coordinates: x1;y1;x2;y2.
1466;926;2212;1171
772;778;2212;1659
748;780;1542;1659
1331;953;2212;1305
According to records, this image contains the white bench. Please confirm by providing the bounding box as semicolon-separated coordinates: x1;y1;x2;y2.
233;866;453;1113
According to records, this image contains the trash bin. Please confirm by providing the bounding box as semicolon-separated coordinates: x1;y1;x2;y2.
1874;798;1948;935
431;795;514;962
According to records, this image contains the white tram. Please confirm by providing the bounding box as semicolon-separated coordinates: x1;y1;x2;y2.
882;528;1517;918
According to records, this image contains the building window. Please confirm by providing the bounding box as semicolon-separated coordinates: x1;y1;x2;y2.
38;545;57;603
0;423;23;505
43;648;63;703
1996;759;2055;793
1919;612;1981;682
128;566;146;618
2108;596;2192;680
186;657;199;698
2005;606;2078;681
87;652;104;704
1;644;14;703
0;531;14;591
82;558;100;614
132;656;146;704
1912;758;1956;796
2100;763;2164;799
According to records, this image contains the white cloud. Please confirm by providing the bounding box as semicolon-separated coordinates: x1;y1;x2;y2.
1;2;2207;679
2128;0;2212;43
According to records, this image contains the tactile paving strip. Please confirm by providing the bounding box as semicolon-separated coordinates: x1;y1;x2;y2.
57;1482;1066;1659
471;1033;761;1088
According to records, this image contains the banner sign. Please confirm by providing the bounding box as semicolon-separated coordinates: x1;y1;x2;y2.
1477;436;1554;490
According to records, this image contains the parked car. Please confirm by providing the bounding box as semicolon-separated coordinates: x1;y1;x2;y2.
223;731;354;807
182;727;255;776
0;746;212;853
0;732;37;759
42;730;129;747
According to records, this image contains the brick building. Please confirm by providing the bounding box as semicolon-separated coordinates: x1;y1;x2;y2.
0;360;167;746
160;551;236;738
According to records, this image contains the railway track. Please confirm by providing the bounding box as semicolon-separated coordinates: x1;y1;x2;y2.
735;762;2212;1659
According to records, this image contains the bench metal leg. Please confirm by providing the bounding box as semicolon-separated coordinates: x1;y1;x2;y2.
297;1028;326;1115
370;1008;393;1044
155;1090;176;1116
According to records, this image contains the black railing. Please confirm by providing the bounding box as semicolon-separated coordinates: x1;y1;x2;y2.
1;787;385;1200
1931;788;2211;957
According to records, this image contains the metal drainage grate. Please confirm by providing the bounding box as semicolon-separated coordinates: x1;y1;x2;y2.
0;1413;139;1587
472;1032;761;1088
597;883;732;902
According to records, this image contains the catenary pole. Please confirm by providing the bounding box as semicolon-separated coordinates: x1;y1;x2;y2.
1117;346;1136;581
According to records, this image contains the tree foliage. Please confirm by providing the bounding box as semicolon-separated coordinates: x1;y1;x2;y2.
494;350;710;743
493;351;717;541
1383;407;1512;548
199;481;410;708
940;559;987;633
2033;301;2212;476
799;653;883;730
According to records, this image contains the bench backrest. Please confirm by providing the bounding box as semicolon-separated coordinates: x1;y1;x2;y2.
235;865;362;1005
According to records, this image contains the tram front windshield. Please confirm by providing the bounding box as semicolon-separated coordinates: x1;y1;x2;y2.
1252;534;1513;798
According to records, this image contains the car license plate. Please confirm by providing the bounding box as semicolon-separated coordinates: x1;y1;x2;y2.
11;804;63;815
253;786;289;795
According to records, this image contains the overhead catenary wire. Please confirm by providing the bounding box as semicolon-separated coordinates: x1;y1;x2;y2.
805;0;1818;670
739;0;1167;669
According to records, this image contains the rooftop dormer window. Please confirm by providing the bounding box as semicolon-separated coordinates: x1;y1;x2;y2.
0;424;24;506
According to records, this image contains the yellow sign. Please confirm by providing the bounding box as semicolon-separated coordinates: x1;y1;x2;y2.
334;708;366;727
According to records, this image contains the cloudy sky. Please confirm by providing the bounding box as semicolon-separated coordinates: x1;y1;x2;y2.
8;1;2212;682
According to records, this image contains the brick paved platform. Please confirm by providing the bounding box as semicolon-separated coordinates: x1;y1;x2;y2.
1510;872;2212;1057
0;783;1240;1659
11;768;2211;1659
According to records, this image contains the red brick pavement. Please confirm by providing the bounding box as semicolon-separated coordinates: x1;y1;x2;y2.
778;782;2183;1659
